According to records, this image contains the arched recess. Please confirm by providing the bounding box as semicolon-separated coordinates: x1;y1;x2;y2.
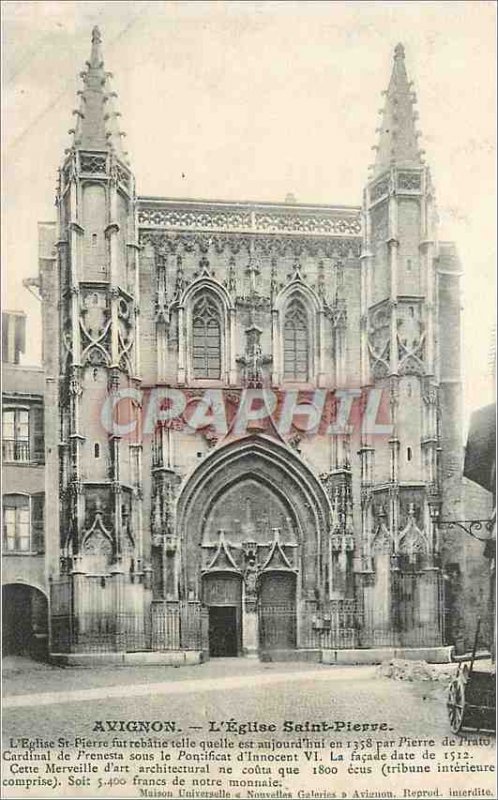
176;435;331;600
2;582;49;660
273;281;324;386
177;277;236;385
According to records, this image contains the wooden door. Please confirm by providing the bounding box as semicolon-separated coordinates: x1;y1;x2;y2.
259;571;296;650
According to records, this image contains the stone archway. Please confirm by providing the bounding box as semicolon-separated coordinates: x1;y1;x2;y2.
2;583;49;660
176;435;331;652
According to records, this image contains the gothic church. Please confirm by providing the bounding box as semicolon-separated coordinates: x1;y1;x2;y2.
38;29;465;663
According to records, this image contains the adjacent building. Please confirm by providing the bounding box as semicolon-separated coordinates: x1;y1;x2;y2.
2;311;47;658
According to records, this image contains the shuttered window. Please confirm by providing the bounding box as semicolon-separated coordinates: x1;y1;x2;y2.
192;295;222;379
31;405;44;463
31;494;45;553
283;299;309;381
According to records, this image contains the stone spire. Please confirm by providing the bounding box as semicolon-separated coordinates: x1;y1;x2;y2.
373;43;422;176
70;26;127;159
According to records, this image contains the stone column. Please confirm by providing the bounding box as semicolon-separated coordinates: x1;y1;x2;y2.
242;595;259;658
242;557;259;657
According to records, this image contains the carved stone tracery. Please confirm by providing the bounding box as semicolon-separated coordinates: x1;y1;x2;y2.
137;204;361;237
368;304;391;377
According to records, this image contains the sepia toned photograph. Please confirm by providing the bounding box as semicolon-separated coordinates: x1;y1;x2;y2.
1;1;496;798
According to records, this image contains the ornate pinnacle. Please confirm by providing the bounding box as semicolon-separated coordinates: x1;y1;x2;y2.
394;42;405;60
370;42;423;176
65;26;128;160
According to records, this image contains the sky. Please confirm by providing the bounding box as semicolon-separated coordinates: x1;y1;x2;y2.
2;0;496;425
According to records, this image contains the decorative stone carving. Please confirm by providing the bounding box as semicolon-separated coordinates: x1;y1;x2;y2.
118;326;133;374
115;163;131;190
397;172;422;192
138;207;252;230
139;231;362;261
236;317;272;387
371;506;393;554
398;503;428;555
235;295;271;311
397;303;425;375
368;304;390;377
288;433;302;452
254;210;361;236
174;255;185;299
422;379;438;406
328;297;347;328
151;469;181;544
242;543;259;609
80;153;107;174
204;530;241;573
80;291;112;367
137;203;361;237
155;254;170;324
261;528;295;572
82;528;113;556
225;255;237;294
81;497;113;558
370;177;390;202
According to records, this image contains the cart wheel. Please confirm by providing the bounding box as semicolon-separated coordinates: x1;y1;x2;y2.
447;675;466;734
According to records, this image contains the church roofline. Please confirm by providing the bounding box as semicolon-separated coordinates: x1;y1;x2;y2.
137;196;361;213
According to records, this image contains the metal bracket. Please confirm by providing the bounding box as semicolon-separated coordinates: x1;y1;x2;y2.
439;519;494;542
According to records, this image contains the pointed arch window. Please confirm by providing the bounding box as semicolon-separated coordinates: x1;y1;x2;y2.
192;294;222;379
283;298;309;380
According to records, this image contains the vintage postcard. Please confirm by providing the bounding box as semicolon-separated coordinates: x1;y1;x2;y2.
1;2;496;799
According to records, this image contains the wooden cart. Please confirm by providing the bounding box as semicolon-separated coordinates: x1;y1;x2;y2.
447;620;496;734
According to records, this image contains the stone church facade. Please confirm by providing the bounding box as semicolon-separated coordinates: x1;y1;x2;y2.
38;30;465;662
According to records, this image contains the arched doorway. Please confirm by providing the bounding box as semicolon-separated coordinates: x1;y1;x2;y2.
178;436;330;596
177;435;332;655
2;583;49;660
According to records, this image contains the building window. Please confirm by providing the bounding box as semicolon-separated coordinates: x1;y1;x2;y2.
2;405;44;463
407;446;412;462
192;295;222;379
2;494;44;553
2;408;29;461
283;298;309;381
3;496;30;551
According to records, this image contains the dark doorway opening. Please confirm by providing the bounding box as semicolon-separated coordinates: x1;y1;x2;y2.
208;606;238;657
2;584;48;660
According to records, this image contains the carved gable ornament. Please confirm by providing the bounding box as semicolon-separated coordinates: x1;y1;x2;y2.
203;530;241;574
261;528;296;572
398;504;428;555
371;506;393;554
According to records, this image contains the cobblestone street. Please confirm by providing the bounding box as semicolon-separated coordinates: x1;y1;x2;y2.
2;656;461;740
